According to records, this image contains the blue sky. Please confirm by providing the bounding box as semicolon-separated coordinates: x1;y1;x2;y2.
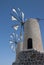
0;0;44;65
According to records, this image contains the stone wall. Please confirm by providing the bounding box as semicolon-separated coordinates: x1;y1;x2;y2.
12;49;44;65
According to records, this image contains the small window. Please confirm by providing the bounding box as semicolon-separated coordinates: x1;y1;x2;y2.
27;38;32;49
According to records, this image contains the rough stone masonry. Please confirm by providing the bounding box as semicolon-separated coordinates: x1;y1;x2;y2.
12;49;44;65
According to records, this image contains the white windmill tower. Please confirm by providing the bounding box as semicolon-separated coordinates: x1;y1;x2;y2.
10;8;44;60
23;18;43;52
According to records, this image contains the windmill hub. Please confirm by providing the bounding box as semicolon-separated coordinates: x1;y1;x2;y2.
21;22;24;26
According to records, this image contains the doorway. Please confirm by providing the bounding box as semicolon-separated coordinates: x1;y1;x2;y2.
27;38;32;49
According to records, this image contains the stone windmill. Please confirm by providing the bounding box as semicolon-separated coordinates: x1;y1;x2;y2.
10;8;44;65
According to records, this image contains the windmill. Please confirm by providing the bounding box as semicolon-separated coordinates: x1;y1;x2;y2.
9;8;44;52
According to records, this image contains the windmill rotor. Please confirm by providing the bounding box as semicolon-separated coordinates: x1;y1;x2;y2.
10;8;25;52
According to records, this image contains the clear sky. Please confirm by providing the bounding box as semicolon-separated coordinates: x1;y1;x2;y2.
0;0;44;65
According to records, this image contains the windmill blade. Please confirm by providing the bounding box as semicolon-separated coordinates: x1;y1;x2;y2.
13;47;16;51
12;8;18;15
11;13;21;22
16;34;18;38
10;13;17;21
18;8;20;11
11;45;14;49
13;25;19;30
12;16;17;21
21;12;24;21
12;32;15;37
20;12;24;21
11;45;16;52
18;38;20;41
9;40;14;44
20;32;23;40
10;33;15;39
10;35;13;39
